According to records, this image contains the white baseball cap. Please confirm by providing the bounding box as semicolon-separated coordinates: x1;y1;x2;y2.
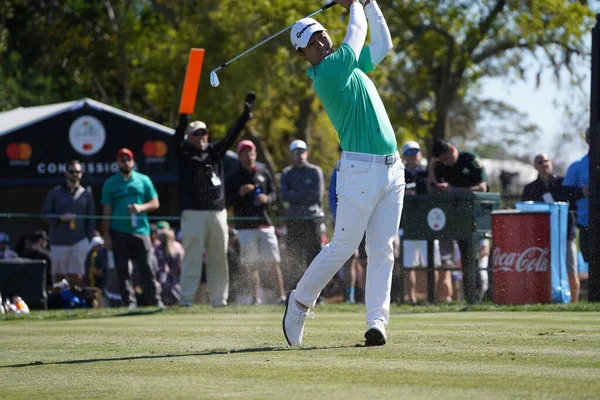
89;236;105;251
290;18;326;49
185;120;207;136
401;141;421;155
289;139;307;152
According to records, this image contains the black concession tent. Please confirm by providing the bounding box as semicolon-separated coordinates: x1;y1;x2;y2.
0;98;183;245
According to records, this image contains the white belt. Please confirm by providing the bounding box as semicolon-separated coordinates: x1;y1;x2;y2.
342;151;399;165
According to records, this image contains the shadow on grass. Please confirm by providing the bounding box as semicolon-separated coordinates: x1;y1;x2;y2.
114;309;165;317
0;344;362;368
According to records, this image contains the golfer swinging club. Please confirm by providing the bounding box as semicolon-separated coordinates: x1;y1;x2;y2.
283;0;405;346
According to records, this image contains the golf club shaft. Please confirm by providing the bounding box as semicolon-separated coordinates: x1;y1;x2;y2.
213;1;338;73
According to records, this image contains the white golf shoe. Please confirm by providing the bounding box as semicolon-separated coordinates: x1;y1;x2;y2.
282;290;313;346
364;319;386;346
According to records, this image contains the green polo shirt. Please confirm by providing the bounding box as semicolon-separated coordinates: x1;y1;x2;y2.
100;170;158;235
306;43;397;155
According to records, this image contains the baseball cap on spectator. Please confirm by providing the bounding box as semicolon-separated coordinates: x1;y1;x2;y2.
156;220;171;230
89;236;105;251
236;140;256;154
117;148;134;160
290;18;326;49
185;121;208;136
289;139;307;153
401;141;420;156
0;232;9;243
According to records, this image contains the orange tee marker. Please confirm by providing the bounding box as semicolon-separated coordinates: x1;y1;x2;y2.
179;48;205;114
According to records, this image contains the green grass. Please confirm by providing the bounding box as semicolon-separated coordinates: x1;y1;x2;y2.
1;304;600;399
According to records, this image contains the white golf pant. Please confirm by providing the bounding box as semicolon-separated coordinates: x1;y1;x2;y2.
295;151;405;325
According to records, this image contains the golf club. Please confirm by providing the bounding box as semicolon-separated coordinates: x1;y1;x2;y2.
210;1;338;87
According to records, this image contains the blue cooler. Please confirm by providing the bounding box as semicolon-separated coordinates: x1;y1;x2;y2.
514;202;570;303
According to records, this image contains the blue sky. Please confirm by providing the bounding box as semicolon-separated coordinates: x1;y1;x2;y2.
477;12;598;171
479;63;591;170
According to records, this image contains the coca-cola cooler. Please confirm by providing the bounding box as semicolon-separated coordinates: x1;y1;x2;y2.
491;202;570;304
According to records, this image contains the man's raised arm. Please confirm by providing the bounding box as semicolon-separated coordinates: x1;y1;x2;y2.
364;0;393;66
339;0;368;61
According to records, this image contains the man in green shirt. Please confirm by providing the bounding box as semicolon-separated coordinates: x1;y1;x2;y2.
283;0;404;347
101;148;163;309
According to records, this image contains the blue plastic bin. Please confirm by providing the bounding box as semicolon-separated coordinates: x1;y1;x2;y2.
514;202;570;303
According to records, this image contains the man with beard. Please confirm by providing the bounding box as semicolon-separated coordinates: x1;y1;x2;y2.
42;159;96;285
101;148;163;309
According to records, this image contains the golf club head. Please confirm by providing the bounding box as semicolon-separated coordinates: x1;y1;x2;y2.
210;70;220;87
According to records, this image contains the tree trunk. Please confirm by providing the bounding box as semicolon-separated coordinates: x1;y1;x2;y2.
295;96;315;143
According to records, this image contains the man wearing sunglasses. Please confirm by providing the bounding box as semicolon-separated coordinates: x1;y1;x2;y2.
101;148;162;309
523;152;584;303
42;159;96;285
174;92;256;307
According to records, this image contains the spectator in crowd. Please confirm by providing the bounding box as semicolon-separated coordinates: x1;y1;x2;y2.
284;0;404;347
23;230;52;287
82;236;105;290
155;228;183;306
101;148;163;310
0;232;18;260
280;139;325;291
173;92;255;307
42;159;96;285
563;128;590;295
83;235;123;307
521;153;581;302
150;223;160;246
478;239;490;300
226;139;286;305
155;220;185;258
328;146;366;304
428;139;488;303
400;140;429;305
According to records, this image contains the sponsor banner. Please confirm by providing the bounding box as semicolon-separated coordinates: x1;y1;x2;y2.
492;213;552;304
0;109;176;184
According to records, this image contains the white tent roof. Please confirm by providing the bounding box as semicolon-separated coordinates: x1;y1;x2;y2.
0;98;174;137
481;158;538;194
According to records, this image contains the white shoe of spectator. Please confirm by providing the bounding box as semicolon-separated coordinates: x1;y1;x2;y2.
364;319;386;346
282;290;313;346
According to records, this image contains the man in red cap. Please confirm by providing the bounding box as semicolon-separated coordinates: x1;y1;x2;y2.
173;92;255;307
100;147;163;309
226;140;286;305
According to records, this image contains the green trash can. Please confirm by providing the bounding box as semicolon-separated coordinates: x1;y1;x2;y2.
401;192;501;303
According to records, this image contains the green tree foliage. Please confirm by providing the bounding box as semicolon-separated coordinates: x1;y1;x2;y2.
0;0;595;174
384;0;594;152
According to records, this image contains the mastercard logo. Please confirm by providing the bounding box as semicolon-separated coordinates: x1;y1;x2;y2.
6;143;32;160
142;140;167;158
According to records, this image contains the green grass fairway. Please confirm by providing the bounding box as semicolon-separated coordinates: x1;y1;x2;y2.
1;306;600;399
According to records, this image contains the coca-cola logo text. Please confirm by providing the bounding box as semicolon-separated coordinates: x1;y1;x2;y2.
493;247;550;273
